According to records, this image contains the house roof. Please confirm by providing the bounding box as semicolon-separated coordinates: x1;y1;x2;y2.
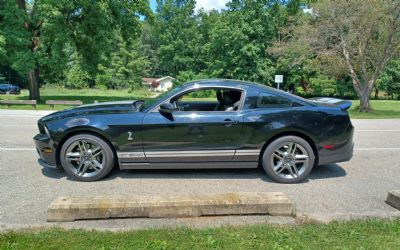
157;76;175;82
142;76;175;85
142;78;158;84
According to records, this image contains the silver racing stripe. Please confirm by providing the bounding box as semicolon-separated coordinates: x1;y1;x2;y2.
145;150;235;158
235;149;261;156
117;149;261;159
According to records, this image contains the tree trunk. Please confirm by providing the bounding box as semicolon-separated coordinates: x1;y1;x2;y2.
359;84;374;112
354;78;374;112
374;88;379;99
17;0;41;101
359;92;370;112
27;67;40;100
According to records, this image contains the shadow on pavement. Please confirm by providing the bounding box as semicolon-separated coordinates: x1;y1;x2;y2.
42;163;346;183
309;164;347;180
41;167;65;179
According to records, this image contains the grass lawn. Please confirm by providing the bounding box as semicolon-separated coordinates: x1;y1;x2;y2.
1;219;400;249
0;86;152;110
1;86;399;118
349;100;400;119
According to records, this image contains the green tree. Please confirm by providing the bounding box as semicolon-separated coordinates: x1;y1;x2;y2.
65;52;90;89
140;23;159;77
175;70;209;86
205;0;275;83
153;0;200;76
0;34;5;59
376;60;400;100
269;5;317;91
0;34;5;81
0;0;39;99
96;33;150;90
0;0;152;100
295;0;400;112
269;3;357;98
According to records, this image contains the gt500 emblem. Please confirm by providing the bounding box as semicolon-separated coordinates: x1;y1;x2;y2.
127;131;133;141
117;152;145;158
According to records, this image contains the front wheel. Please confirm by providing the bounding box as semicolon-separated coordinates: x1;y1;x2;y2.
59;134;115;181
262;136;315;183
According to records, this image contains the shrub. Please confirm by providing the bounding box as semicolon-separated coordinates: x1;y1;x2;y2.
65;63;90;89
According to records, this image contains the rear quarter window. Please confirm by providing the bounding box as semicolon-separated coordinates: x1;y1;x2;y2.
257;92;293;108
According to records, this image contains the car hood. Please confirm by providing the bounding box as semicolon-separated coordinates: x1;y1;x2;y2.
39;101;139;124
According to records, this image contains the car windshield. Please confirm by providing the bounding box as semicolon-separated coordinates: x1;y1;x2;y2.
141;85;184;111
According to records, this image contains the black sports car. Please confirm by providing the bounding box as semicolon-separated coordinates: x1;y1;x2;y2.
34;79;354;183
0;83;21;94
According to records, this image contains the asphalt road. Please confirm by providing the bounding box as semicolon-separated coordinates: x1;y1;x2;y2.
1;110;400;231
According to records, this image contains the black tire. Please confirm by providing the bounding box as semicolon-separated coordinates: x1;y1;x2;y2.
59;133;115;181
262;136;315;184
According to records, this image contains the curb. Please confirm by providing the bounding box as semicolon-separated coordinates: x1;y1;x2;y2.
47;192;294;222
386;190;400;210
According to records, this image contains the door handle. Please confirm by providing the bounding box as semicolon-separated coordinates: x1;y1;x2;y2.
223;119;239;127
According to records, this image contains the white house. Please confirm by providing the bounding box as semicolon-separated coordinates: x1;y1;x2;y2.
142;76;175;92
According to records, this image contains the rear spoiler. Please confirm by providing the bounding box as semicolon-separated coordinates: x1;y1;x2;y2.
309;97;352;110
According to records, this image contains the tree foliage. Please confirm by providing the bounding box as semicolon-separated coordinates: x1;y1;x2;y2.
0;33;5;60
282;0;400;111
205;0;276;83
0;0;399;110
0;0;152;100
96;33;150;90
0;33;5;80
377;60;400;100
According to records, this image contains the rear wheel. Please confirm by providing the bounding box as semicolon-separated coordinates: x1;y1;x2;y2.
262;136;315;183
60;134;114;181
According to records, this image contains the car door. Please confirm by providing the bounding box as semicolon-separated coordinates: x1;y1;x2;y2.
141;88;245;163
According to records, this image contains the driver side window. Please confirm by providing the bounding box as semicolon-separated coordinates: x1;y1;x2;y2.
170;88;243;112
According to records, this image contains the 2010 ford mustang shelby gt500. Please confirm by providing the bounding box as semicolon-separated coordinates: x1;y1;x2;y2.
34;79;354;183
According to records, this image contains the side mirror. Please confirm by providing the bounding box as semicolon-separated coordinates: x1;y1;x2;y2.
159;103;174;114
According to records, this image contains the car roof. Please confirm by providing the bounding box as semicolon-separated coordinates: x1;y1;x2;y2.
182;79;266;89
181;79;314;105
184;79;281;92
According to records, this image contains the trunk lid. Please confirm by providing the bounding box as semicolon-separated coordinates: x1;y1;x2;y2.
309;97;352;110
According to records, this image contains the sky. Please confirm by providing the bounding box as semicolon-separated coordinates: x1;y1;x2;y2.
149;0;230;12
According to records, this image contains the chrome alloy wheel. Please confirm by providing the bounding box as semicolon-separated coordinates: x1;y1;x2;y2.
271;142;309;179
64;139;104;178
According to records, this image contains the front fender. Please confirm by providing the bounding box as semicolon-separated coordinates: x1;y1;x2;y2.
45;112;145;154
46;116;115;151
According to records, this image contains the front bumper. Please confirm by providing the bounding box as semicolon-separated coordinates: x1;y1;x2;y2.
38;158;58;169
33;133;58;168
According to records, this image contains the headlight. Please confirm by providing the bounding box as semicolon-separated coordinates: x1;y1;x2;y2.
43;125;51;137
38;122;45;134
